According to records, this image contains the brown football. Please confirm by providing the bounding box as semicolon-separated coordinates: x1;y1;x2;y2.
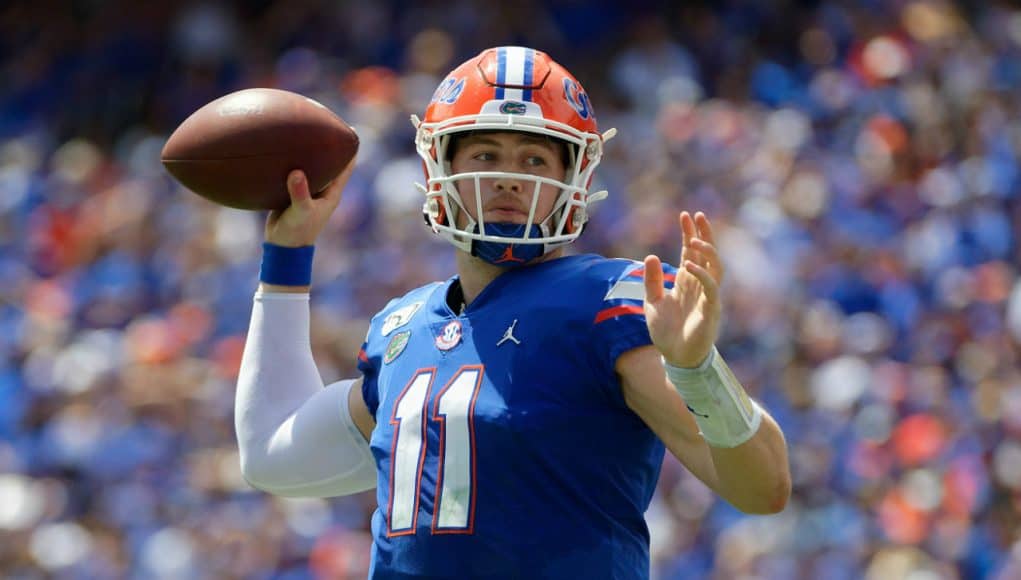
161;88;358;210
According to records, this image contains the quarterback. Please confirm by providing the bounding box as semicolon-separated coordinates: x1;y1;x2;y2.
235;46;791;578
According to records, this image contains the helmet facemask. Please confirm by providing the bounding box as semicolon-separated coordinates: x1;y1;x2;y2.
414;115;611;264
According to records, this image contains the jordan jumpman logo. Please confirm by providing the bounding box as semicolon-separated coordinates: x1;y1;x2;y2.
494;245;525;264
497;319;521;346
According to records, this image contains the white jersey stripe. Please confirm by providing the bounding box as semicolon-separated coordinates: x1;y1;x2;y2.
604;280;646;302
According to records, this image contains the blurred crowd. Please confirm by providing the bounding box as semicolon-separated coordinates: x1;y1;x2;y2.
2;0;1021;578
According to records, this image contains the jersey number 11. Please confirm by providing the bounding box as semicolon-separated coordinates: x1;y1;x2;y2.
388;365;483;536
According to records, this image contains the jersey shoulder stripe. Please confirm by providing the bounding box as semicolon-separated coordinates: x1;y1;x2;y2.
594;304;644;323
594;261;678;324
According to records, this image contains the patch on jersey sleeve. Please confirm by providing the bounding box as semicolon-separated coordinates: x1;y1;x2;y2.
383;330;411;363
381;302;423;336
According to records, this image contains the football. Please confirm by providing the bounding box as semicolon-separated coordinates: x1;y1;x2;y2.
161;88;358;210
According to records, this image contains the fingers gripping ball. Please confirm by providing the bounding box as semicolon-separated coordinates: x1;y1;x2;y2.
161;88;358;210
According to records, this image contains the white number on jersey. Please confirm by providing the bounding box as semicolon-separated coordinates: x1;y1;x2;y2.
387;365;483;535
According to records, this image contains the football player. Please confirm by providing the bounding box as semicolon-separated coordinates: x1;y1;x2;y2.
236;46;791;578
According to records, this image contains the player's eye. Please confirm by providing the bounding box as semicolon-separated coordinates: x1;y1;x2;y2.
525;156;548;167
472;151;496;162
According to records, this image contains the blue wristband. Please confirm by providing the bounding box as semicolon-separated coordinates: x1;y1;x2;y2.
260;243;315;286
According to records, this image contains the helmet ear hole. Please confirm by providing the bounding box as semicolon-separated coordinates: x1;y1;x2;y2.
425;196;448;226
563;192;586;234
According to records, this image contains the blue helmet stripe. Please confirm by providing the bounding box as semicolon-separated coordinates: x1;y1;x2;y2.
495;47;507;99
522;48;534;101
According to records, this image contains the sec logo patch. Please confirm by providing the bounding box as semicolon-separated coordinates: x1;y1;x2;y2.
435;320;462;351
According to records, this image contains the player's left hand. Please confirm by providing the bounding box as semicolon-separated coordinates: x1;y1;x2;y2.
642;211;723;368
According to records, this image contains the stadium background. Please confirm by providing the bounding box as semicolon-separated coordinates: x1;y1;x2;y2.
2;0;1021;578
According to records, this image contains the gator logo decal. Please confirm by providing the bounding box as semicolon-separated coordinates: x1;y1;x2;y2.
384;331;411;364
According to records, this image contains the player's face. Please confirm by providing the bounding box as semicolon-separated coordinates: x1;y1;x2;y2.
449;132;567;227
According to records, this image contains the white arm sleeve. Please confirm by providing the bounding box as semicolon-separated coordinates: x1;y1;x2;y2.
235;291;376;497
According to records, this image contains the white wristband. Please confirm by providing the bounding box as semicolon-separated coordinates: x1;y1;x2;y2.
664;346;763;448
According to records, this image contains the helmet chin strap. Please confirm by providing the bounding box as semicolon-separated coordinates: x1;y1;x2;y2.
470;223;549;267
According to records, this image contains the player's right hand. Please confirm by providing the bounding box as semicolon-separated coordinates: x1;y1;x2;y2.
264;159;356;247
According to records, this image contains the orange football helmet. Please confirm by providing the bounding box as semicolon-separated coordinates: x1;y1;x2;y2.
412;46;616;258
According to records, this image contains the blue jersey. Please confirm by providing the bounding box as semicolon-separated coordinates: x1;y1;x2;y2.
358;254;677;579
